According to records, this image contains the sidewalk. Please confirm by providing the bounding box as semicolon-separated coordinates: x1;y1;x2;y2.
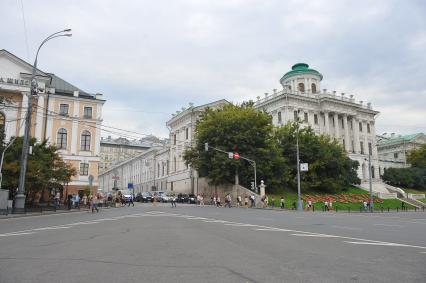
0;205;117;219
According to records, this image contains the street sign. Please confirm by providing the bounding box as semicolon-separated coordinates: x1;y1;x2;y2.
228;152;234;159
233;152;240;159
300;163;308;172
128;183;134;189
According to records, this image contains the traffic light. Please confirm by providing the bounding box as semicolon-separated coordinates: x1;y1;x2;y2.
250;181;255;191
204;142;209;151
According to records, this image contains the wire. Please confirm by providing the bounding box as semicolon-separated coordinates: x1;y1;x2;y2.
18;0;31;61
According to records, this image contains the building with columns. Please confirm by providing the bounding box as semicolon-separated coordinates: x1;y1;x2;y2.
254;63;380;183
0;49;105;196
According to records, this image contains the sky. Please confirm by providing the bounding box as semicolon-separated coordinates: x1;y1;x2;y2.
1;0;426;139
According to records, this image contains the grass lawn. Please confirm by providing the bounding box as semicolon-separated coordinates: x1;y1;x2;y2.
267;186;414;210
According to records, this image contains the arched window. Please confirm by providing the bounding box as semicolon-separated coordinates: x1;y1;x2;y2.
57;128;67;149
311;83;317;93
298;83;305;93
80;130;91;151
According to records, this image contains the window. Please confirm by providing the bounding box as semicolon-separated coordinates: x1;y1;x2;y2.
359;122;363;132
367;123;371;133
185;128;189;140
80;130;91;151
351;140;355;153
368;142;372;155
0;112;5;137
298;83;305;93
59;104;69;116
314;114;318;125
304;112;308;122
173;134;176;145
277;112;282;123
341;119;344;128
57;128;67;149
371;166;375;178
294;111;298;121
83;106;92;119
394;152;399;159
157;163;160;177
332;117;335;127
174;157;177;172
360;141;364;154
343;139;346;150
350;120;353;130
311;83;317;93
80;163;89;176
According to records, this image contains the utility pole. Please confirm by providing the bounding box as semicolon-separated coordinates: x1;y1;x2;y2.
368;153;373;211
296;121;303;211
15;29;72;210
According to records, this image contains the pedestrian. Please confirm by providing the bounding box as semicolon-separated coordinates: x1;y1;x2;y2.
244;196;249;208
54;192;60;209
67;194;73;210
324;200;329;211
280;197;285;209
237;195;242;207
227;194;232;208
307;199;312;211
213;196;217;207
328;200;333;211
75;194;80;209
217;196;221;207
401;202;405;211
171;195;177;208
92;194;99;213
271;196;275;208
250;195;256;207
82;194;88;208
199;194;204;206
363;200;367;211
264;195;268;208
128;193;134;207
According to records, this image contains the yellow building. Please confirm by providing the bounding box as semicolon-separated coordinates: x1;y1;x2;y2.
0;49;105;196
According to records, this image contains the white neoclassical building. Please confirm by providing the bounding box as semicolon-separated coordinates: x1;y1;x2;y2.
253;63;380;184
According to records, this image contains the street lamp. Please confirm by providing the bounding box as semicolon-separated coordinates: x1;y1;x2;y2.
15;29;72;211
295;115;303;211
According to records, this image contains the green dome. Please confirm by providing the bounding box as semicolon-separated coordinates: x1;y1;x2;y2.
280;63;323;84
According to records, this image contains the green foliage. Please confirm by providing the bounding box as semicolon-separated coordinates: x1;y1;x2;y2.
1;137;76;196
274;123;360;193
407;144;426;168
184;104;286;189
184;104;360;194
382;167;426;190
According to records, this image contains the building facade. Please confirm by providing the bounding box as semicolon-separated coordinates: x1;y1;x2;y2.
98;100;229;194
99;136;151;173
377;133;426;173
253;63;380;182
0;49;105;196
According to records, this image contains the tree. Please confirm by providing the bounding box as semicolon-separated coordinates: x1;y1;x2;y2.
382;167;426;190
274;122;360;193
184;104;287;190
407;144;426;168
1;137;76;201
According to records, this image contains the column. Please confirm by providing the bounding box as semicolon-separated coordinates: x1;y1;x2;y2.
334;113;340;140
308;110;315;127
353;117;360;153
19;92;28;136
343;115;350;152
34;94;45;141
318;112;323;134
324;111;330;135
304;78;308;93
291;80;295;94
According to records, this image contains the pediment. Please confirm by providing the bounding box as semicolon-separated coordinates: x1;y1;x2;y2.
0;49;48;80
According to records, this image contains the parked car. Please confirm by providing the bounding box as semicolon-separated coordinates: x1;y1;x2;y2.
161;193;174;203
119;189;133;202
188;194;197;204
177;193;189;203
141;192;153;203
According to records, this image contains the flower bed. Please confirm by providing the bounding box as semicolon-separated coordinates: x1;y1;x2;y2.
302;193;383;203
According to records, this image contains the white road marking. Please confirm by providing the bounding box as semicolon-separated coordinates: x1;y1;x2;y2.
0;232;36;237
374;224;404;228
344;241;417;247
291;233;339;238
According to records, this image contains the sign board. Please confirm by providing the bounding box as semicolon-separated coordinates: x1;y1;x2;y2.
228;152;234;159
300;163;309;172
128;183;134;189
233;152;240;159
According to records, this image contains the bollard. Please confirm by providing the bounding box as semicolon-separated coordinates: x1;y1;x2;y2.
335;206;338;212
348;207;351;213
397;207;398;212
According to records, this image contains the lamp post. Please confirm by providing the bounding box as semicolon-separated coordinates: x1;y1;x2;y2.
364;153;374;212
296;119;303;211
15;29;72;210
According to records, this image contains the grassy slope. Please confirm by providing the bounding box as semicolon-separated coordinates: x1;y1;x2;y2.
267;186;414;210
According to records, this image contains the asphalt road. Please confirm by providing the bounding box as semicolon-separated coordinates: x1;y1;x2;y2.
0;203;425;283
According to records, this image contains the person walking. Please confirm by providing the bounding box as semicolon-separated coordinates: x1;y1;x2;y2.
237;195;242;207
75;194;80;209
280;196;285;209
199;194;204;206
92;194;99;213
128;193;135;207
244;196;249;208
171;195;177;208
217;196;221;207
82;194;88;208
54;192;60;209
271;196;275;208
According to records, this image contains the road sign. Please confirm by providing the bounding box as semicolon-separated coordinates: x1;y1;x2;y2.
300;163;308;172
233;152;240;159
228;152;234;159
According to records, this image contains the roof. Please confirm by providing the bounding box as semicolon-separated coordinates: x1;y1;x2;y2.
280;63;323;84
378;133;425;147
